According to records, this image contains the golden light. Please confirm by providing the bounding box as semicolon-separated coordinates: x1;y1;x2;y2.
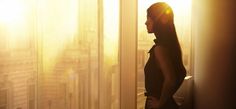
163;0;192;43
0;0;26;25
138;0;192;43
138;0;192;18
0;0;32;48
138;0;192;70
103;0;119;65
165;0;192;16
37;0;79;72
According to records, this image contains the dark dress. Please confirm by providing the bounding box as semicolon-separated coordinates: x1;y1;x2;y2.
144;40;179;109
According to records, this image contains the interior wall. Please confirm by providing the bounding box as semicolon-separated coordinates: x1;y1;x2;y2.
193;0;236;109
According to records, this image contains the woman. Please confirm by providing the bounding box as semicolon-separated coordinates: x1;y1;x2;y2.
144;2;186;109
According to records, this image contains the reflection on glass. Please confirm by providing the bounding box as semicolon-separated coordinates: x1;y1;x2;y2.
137;0;192;108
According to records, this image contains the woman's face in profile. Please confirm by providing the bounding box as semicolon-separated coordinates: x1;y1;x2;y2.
145;15;154;33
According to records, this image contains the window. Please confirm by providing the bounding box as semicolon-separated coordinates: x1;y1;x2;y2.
36;0;120;109
0;0;34;50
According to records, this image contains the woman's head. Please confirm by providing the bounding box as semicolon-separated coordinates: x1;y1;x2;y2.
146;3;183;65
146;2;181;56
145;2;174;34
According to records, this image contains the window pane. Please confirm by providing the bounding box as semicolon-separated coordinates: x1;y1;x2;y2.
0;1;37;108
0;0;120;109
137;0;192;108
37;0;81;109
102;0;120;108
37;0;120;109
0;0;34;50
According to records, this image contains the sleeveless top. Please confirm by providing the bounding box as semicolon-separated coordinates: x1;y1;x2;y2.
144;39;186;99
144;39;163;99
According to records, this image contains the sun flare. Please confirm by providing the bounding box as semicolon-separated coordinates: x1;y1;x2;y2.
0;0;26;25
165;0;192;16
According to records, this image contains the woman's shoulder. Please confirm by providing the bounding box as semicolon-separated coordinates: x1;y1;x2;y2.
153;45;170;58
148;39;161;53
148;45;157;53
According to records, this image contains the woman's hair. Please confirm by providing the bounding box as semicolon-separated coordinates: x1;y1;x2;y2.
147;2;185;77
147;2;176;44
147;2;174;24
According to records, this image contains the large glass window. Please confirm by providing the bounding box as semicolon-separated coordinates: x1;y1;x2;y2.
0;0;120;109
137;0;192;108
102;0;120;108
37;0;120;109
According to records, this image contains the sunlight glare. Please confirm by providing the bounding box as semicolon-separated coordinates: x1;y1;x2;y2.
38;0;79;72
139;0;192;17
138;0;192;46
0;0;26;25
138;0;192;70
165;0;192;16
104;0;119;65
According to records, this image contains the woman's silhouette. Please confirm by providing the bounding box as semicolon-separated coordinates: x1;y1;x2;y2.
144;2;186;109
